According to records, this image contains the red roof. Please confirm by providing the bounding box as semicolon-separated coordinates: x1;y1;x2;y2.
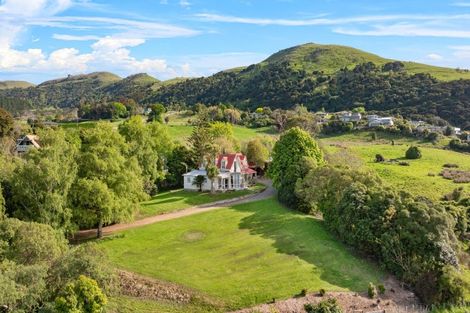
216;153;252;173
242;168;257;174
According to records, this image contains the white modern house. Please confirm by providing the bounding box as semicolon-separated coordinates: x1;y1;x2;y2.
339;111;362;122
183;153;256;192
16;135;40;153
368;117;394;127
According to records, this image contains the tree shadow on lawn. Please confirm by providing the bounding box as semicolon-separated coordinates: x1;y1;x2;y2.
141;197;185;207
230;198;383;292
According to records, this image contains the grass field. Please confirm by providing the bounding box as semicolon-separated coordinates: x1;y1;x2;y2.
319;131;470;201
58;115;276;143
100;198;384;311
166;124;275;143
138;184;265;218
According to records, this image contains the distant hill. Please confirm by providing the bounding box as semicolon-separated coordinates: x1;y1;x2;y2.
102;73;160;103
149;43;470;128
1;43;470;127
0;80;35;90
255;43;470;81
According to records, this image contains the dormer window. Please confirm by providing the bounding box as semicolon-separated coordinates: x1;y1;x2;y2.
221;159;226;169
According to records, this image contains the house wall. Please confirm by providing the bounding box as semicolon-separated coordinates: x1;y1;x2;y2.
183;175;214;191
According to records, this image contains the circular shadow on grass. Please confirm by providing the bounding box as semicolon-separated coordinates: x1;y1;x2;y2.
181;230;206;243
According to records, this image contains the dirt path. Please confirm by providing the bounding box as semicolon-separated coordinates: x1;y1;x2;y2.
231;276;423;313
74;180;275;240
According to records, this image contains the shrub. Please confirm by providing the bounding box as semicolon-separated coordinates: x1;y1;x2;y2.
368;282;377;299
427;132;440;143
371;132;377;141
304;298;342;313
405;146;422;159
375;154;385;162
377;284;386;295
319;288;326;297
300;288;308;297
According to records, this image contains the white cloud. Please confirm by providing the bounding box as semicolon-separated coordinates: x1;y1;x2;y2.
53;34;101;41
334;23;470;38
427;53;443;60
195;13;470;26
0;0;202;79
451;46;470;59
452;2;470;7
91;36;145;51
179;0;191;8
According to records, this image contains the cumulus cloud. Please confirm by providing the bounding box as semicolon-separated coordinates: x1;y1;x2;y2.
427;53;443;60
0;0;201;78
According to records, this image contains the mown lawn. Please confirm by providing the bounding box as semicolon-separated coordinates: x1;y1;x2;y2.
100;198;384;310
138;184;265;218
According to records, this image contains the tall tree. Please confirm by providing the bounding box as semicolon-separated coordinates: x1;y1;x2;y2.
246;138;269;168
9;128;78;232
72;122;146;237
0;108;14;138
206;163;219;194
0;183;4;219
269;127;324;208
119;117;172;193
164;145;197;189
189;123;216;167
148;103;166;122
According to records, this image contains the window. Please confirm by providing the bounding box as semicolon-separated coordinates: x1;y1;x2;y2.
187;177;191;183
221;159;226;169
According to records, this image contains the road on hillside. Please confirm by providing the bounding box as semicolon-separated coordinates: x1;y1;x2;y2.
74;179;276;241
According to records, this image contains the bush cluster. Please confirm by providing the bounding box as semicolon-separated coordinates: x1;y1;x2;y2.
295;166;469;305
405;146;422;159
304;298;342;313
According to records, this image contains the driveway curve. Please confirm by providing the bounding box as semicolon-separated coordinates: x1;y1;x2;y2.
74;179;276;240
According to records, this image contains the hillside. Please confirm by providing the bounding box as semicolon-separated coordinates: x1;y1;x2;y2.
1;43;470;127
258;43;470;80
149;43;470;128
0;80;35;89
102;73;161;103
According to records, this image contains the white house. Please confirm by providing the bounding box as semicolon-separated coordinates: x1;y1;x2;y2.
339;111;362;123
16;135;40;153
183;153;257;192
368;117;394;127
366;114;379;121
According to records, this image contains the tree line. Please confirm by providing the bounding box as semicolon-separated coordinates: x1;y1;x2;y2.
268;127;469;307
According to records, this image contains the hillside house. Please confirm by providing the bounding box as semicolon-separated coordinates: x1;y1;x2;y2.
183;153;256;192
16;135;40;153
366;114;379;121
339;111;362;122
368;117;394;127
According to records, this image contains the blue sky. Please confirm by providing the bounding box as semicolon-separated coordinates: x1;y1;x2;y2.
1;0;470;83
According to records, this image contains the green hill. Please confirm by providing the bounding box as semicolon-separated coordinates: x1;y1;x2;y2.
38;71;121;88
102;73;160;103
1;43;470;127
0;80;35;90
257;43;470;81
149;43;470;128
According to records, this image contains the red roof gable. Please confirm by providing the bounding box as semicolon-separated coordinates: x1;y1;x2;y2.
216;153;250;172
